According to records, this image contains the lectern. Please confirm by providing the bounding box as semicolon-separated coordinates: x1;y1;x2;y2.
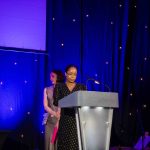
59;91;119;150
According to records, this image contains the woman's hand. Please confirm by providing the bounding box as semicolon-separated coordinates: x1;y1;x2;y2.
54;111;60;120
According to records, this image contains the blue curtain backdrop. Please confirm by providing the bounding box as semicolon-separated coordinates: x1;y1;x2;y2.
0;0;150;149
46;0;150;146
0;50;47;149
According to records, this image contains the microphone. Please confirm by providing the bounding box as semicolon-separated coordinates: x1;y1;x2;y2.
86;78;111;91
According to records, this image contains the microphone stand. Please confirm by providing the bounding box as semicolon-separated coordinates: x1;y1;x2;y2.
98;82;111;92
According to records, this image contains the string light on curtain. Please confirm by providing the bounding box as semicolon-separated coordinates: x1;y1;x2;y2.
24;80;28;84
130;93;133;96
86;14;89;18
20;134;24;138
105;61;109;65
14;62;18;65
110;21;114;25
119;4;122;8
140;77;143;81
95;74;98;77
126;67;130;70
27;112;30;115
129;113;132;116
145;25;148;29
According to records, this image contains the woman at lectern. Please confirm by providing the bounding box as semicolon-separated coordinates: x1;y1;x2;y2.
43;70;64;150
53;64;86;150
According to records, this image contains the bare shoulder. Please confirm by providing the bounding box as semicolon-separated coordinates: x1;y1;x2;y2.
44;86;53;94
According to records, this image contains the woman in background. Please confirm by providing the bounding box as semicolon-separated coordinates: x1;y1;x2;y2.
43;70;64;150
54;64;86;150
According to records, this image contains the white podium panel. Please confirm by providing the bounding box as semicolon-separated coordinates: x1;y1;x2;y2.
59;91;119;150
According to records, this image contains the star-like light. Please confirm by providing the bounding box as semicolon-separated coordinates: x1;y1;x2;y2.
145;25;148;29
95;74;98;77
27;112;30;115
119;4;122;7
105;61;109;65
86;14;89;18
140;77;143;81
24;80;28;84
130;93;133;96
126;67;130;70
14;62;18;65
111;21;114;25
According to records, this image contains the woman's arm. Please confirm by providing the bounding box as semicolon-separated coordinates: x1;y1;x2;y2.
43;88;60;118
53;84;62;106
53;84;62;116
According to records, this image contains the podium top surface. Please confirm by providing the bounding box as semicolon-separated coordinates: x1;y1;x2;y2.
59;91;119;108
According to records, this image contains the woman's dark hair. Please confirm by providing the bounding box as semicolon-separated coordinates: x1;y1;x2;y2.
52;70;64;83
65;64;78;73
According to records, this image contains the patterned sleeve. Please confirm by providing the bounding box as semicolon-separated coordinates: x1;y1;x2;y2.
79;84;87;91
82;84;87;90
53;83;61;106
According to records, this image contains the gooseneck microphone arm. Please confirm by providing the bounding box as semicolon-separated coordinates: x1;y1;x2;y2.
86;78;97;90
86;78;111;91
98;82;111;92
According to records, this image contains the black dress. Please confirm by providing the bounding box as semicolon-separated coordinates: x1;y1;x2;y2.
53;83;86;150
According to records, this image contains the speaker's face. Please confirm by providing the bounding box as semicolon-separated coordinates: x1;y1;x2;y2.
66;67;77;83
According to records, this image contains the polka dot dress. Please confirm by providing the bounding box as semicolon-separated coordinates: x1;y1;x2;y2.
53;83;86;150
